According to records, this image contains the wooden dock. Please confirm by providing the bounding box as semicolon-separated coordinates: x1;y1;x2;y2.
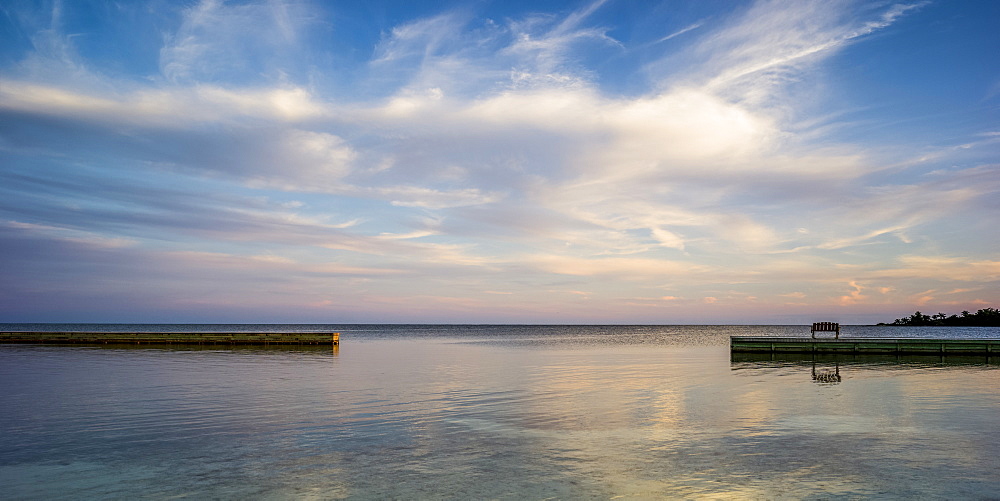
0;331;340;346
731;336;1000;355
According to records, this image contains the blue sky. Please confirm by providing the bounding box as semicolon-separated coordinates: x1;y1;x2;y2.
1;0;997;324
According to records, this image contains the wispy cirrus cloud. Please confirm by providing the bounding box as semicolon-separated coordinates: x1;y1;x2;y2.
680;0;928;104
160;0;319;84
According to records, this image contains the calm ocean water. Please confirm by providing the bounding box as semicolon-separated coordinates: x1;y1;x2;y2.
1;324;998;499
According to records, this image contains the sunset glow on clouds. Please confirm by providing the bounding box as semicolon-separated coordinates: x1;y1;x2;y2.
1;0;997;323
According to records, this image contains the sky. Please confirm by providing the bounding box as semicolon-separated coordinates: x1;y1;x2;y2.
0;0;997;324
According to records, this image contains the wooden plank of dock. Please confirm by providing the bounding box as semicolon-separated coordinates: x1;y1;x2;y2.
0;331;341;345
731;336;1000;355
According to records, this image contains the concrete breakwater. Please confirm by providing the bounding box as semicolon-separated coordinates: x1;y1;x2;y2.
0;331;340;345
731;336;999;355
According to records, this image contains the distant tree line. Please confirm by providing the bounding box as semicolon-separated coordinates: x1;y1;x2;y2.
878;308;1000;326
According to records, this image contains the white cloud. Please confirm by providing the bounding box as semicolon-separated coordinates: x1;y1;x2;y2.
379;186;504;209
683;0;926;106
528;255;710;279
3;220;138;249
881;257;1000;282
1;0;995;321
160;0;316;84
0;81;328;124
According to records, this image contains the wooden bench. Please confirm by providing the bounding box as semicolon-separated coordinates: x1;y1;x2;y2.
811;322;840;339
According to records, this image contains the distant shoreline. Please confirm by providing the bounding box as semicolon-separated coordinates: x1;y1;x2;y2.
878;308;999;327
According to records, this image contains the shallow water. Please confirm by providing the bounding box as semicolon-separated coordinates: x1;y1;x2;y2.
1;325;998;499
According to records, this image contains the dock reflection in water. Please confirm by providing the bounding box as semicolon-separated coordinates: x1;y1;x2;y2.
732;351;1000;384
